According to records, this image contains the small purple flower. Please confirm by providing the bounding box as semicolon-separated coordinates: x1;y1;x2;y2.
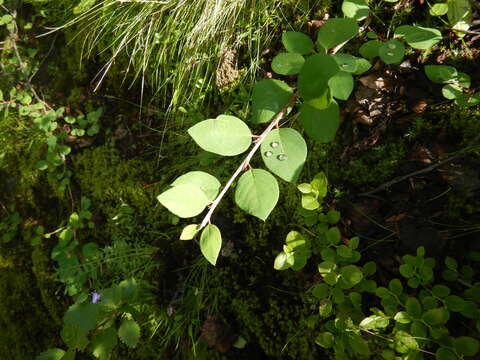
91;291;101;304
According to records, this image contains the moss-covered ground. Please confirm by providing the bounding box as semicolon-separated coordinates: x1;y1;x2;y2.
1;1;480;359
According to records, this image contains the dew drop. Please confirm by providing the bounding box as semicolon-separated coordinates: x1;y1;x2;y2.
387;52;394;56
264;151;273;157
341;63;349;69
388;43;396;49
277;154;288;161
270;141;279;148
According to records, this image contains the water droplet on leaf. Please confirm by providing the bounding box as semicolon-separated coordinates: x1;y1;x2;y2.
388;43;396;49
387;52;394;56
277;154;287;161
264;151;273;157
270;141;279;148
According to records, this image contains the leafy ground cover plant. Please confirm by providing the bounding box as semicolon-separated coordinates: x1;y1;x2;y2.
38;278;142;360
277;173;480;360
0;4;104;192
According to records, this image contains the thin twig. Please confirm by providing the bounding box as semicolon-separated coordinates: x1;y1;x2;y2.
452;28;480;35
360;134;480;197
199;93;298;230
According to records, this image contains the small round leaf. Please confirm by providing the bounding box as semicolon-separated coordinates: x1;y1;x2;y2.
251;79;293;124
328;72;354;100
454;336;480;357
271;53;305;75
298;54;339;103
282;31;314;54
316;332;334;348
332;53;358;73
394;25;442;50
300;101;340;143
342;0;370;21
430;3;449;16
339;264;364;289
436;347;457;360
359;40;382;59
422;308;449;325
379;40;405;64
425;65;458;84
317;18;359;50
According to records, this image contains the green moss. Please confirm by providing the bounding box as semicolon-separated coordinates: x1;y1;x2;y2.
0;234;61;358
31;246;67;325
213;265;320;359
72;144;158;218
0;113;45;207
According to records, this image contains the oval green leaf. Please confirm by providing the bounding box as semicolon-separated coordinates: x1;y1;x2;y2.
379;40;405;64
282;31;314;54
298;54;339;103
271;53;305;75
171;171;221;201
316;332;334;348
339;264;364;289
422;308;450;325
91;327;117;359
353;57;372;75
332;53;358;73
359;40;382;59
251;79;293;124
424;65;458;83
299;101;340;142
436;347;457;360
442;84;462;99
342;0;370;21
455;92;480;107
36;349;67;360
260;128;307;183
394;25;442;50
188;115;252;156
200;224;222;266
317;18;359;50
430;3;449;16
328;72;354;100
274;251;293;270
157;184;209;218
234;169;279;221
180;224;199;240
454;336;479;357
118;319;141;348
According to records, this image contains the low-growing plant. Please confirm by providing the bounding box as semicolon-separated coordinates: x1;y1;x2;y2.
38;278;143;360
0;5;103;192
50;196;96;296
424;64;480;106
276;173;480;359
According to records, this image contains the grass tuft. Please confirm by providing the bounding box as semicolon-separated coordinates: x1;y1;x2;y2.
48;0;329;109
